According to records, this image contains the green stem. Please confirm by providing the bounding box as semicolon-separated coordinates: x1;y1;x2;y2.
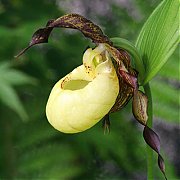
144;83;154;180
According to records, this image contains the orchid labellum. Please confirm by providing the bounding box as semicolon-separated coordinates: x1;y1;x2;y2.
46;44;119;133
16;14;167;179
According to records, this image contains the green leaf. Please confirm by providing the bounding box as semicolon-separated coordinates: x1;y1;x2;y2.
18;143;81;178
0;82;28;121
0;69;37;85
151;79;179;123
0;62;37;86
0;61;11;70
0;62;37;121
136;0;179;85
158;49;179;80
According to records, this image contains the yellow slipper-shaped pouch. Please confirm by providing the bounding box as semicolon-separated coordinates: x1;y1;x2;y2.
46;44;119;133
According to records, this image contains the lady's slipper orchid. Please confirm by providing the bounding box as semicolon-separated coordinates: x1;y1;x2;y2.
16;13;167;179
46;44;119;133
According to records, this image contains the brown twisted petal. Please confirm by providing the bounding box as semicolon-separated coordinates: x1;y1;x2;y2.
118;70;138;89
15;14;112;58
109;79;133;113
109;48;138;113
143;126;167;180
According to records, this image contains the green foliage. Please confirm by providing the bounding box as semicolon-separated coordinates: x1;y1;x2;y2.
151;49;179;124
0;62;36;120
136;0;179;85
0;0;179;179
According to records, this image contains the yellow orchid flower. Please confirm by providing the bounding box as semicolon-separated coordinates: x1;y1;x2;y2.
46;44;119;133
15;14;146;132
15;13;167;179
15;13;147;131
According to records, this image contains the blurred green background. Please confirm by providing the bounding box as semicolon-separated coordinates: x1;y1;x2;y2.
0;0;179;179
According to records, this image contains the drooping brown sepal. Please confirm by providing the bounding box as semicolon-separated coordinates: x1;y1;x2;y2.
15;27;53;58
49;14;111;45
15;14;112;58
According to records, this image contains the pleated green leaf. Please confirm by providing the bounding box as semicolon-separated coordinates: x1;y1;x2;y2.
0;69;37;85
0;62;36;121
136;0;179;85
151;79;179;123
0;82;28;121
